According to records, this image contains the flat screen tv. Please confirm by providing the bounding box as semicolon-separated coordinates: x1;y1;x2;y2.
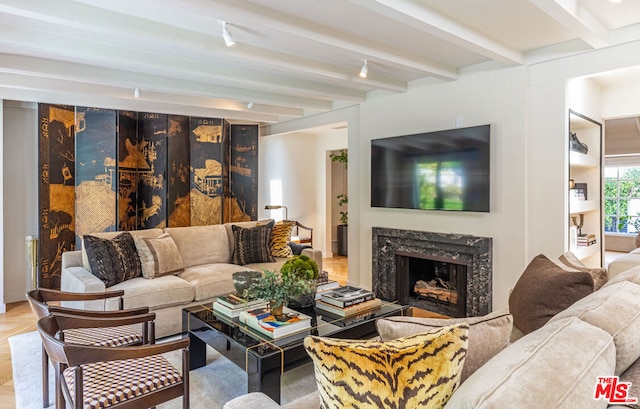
371;124;490;212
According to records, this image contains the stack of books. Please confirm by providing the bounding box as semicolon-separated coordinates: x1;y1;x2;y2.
315;286;382;317
315;278;341;300
239;306;312;339
577;234;596;247
213;293;266;318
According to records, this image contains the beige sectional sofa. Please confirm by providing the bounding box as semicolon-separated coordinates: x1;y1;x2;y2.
224;264;640;409
61;220;322;338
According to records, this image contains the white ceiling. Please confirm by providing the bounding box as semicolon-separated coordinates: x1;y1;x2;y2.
1;0;640;123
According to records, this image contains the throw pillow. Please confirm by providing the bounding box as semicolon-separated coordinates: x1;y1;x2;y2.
508;254;594;335
303;324;469;409
83;232;142;287
557;251;608;290
232;220;276;265
270;221;294;258
134;233;185;279
376;312;512;382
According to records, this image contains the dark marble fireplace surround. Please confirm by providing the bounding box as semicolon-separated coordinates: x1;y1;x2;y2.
372;227;493;317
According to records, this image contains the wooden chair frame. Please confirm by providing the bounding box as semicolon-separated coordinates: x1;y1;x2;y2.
38;314;189;409
27;289;154;408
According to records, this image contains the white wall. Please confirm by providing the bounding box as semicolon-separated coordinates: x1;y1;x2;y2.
0;99;4;312
358;67;529;309
258;127;347;257
3;101;38;303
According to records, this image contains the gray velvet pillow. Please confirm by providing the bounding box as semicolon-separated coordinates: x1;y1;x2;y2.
376;312;513;382
508;254;594;335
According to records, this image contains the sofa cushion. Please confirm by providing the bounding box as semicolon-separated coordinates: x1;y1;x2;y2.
232;221;275;265
105;275;194;310
556;251;608;290
603;264;640;289
178;263;241;301
443;316;616;409
81;228;163;272
83;232;142;287
617;358;640;409
376;311;512;382
304;324;469;409
508;254;594;334
164;224;231;268
134;233;185;279
550;280;640;375
270;221;294;258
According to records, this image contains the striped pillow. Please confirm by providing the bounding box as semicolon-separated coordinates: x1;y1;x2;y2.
134;233;184;279
232;220;275;265
304;323;469;409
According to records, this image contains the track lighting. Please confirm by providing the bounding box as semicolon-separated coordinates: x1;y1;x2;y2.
221;21;235;47
359;59;368;78
247;102;254;109
134;87;140;98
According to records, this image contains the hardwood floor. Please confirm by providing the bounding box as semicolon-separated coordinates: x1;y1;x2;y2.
0;255;348;406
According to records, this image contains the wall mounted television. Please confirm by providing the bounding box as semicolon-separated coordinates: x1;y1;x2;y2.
371;124;490;212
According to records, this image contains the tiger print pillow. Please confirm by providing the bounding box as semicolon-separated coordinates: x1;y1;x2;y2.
270;221;294;258
303;323;469;409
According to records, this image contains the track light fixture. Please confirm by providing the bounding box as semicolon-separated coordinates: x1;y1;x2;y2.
359;59;368;78
247;102;254;109
134;87;140;98
221;21;235;47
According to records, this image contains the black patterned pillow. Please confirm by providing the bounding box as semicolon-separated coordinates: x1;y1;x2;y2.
232;220;275;265
83;232;142;287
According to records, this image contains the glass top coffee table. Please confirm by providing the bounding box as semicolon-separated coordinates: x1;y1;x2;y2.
182;301;409;404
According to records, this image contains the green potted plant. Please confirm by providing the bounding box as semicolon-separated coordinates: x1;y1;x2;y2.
330;149;348;256
280;255;319;308
243;269;307;320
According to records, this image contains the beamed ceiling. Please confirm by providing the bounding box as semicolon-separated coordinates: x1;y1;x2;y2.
1;0;640;123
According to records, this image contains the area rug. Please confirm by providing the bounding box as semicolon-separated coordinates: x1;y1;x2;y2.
9;331;317;408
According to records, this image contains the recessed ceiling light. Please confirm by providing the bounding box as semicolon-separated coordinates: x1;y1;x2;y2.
134;87;140;98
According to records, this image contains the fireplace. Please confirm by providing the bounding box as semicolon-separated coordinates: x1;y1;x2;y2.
372;227;492;317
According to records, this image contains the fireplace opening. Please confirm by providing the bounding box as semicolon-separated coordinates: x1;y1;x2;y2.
395;251;467;317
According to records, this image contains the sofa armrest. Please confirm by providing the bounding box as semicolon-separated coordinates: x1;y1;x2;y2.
61;265;107;311
301;248;323;272
223;392;281;409
62;250;83;269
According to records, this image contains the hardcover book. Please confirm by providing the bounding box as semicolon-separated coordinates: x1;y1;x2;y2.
320;285;375;308
315;298;382;317
239;306;312;338
213;300;267;318
216;293;265;310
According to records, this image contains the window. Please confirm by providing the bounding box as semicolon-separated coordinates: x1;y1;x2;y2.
604;166;640;233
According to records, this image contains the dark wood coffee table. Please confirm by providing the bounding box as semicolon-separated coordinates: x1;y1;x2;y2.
182;301;409;403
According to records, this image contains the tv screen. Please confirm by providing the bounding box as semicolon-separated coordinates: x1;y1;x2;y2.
371;124;490;212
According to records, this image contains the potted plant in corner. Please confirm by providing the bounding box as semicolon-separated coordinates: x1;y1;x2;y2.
280;255;319;308
330;149;348;256
243;270;306;320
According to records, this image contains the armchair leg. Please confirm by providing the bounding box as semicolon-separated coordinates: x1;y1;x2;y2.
183;347;190;409
42;344;49;408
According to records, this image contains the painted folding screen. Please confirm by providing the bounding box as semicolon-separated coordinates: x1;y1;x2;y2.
228;124;258;222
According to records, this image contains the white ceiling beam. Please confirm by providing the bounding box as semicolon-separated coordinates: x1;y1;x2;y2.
0;54;324;116
0;24;361;105
68;0;459;81
351;0;523;66
528;0;610;48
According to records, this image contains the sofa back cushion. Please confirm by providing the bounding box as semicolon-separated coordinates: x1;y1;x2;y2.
164;224;230;268
443;316;615;409
81;228;164;272
550;280;640;375
376;311;512;382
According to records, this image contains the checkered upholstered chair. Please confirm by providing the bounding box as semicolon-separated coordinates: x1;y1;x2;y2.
37;314;189;409
27;289;155;408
